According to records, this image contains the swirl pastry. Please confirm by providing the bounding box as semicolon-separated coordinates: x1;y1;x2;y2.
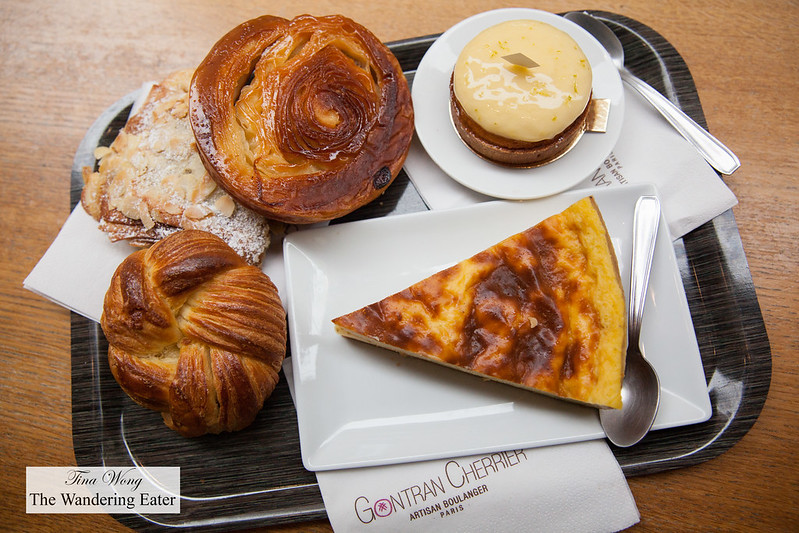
102;229;287;437
189;14;414;223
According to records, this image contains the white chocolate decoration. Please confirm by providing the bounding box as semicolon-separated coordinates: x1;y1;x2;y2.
453;20;592;142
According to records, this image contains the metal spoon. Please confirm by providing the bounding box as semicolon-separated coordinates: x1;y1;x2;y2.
600;195;662;447
564;11;740;176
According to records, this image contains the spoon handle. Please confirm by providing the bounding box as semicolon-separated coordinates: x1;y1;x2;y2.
629;196;660;348
620;69;741;175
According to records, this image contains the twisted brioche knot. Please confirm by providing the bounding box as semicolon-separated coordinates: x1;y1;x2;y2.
101;229;287;437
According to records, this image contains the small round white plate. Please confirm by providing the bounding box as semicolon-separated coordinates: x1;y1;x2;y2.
412;8;625;200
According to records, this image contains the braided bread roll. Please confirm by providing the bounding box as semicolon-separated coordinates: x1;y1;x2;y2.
101;229;287;437
189;14;414;224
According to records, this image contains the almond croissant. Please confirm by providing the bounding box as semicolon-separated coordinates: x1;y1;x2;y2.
101;229;287;437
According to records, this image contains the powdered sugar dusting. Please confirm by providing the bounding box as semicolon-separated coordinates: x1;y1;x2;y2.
187;204;270;265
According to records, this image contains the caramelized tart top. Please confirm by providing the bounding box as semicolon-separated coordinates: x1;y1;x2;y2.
333;197;626;409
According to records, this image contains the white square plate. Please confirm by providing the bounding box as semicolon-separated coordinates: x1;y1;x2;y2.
284;184;711;471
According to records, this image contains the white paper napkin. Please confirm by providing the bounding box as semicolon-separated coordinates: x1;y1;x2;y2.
279;359;639;533
405;84;738;240
316;441;638;533
23;205;132;322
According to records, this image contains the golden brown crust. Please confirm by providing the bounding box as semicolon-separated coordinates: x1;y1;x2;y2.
332;197;626;409
189;14;414;224
449;75;591;167
102;229;287;436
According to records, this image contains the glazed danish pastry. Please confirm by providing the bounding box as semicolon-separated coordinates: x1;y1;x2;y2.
189;14;414;224
102;230;287;437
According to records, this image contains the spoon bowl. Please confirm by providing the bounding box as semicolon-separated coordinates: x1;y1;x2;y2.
600;195;662;447
602;346;661;447
564;11;740;175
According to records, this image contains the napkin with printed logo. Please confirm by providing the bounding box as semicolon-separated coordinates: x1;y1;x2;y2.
279;361;639;533
404;84;738;240
316;442;638;533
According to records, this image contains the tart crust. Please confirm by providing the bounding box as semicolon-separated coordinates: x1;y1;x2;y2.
450;75;592;167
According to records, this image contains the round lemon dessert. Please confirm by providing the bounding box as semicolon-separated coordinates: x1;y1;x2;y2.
450;19;593;166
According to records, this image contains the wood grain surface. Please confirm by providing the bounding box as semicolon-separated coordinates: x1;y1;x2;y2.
1;1;796;532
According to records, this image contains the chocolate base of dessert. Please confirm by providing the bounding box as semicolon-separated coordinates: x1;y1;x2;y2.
449;75;592;168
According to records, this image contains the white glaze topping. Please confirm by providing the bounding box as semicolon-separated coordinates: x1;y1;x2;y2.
453;20;592;142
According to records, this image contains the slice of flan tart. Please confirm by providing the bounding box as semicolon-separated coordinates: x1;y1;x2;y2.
332;196;627;409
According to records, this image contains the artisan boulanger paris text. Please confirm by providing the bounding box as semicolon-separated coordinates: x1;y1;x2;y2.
354;449;528;524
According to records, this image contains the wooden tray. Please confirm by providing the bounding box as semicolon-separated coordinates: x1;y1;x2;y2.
70;11;771;532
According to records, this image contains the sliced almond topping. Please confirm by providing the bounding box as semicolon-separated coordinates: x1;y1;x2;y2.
177;75;190;93
93;146;112;160
180;173;200;203
196;171;217;201
115;196;140;221
163;201;183;215
140;208;155;230
215;194;236;217
184;205;210;220
159;174;182;199
171;100;189;119
81;167;96;186
151;134;168;153
124;133;141;152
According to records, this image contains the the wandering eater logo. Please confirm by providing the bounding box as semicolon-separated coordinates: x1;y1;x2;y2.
26;467;180;514
353;449;527;525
